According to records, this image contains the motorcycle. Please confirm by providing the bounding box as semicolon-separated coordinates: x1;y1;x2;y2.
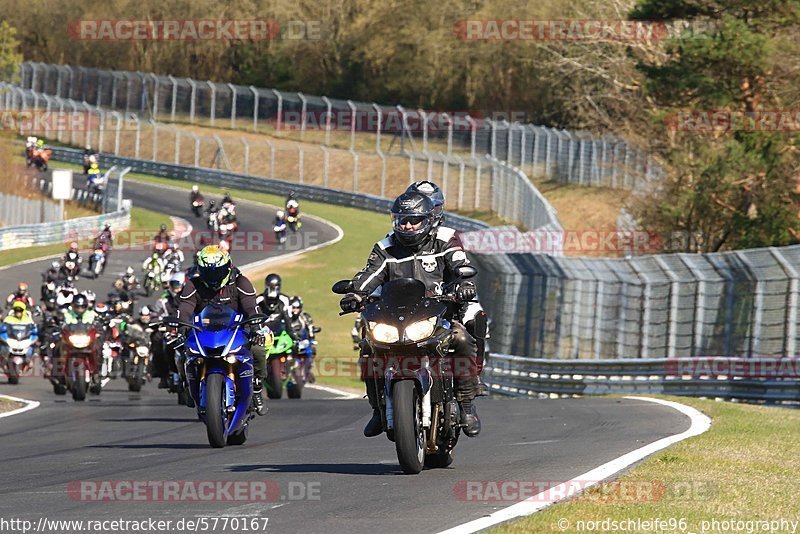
333;265;477;474
62;260;80;280
58;322;102;401
286;212;302;233
123;332;150;392
0;323;38;384
218;220;238;244
88;248;107;279
264;328;295;399
86;170;106;196
55;282;78;310
83;152;99;174
160;304;267;448
207;210;220;233
31;148;52;171
41;279;57;302
274;219;287;244
192;197;205;217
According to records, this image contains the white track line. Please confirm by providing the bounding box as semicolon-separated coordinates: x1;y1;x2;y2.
305;383;361;400
438;396;712;534
0;394;41;419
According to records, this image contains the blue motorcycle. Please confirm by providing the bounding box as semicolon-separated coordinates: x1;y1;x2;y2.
0;322;38;384
162;304;267;448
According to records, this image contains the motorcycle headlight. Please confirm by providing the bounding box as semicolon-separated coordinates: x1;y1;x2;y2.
405;317;437;342
226;355;238;364
136;346;149;357
369;322;399;343
69;334;92;348
7;339;32;350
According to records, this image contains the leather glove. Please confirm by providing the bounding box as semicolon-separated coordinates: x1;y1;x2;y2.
456;283;476;302
339;292;363;313
249;325;271;347
165;331;185;350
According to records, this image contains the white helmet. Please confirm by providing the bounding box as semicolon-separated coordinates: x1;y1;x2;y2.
192;185;199;193
82;290;96;305
125;266;134;276
276;210;285;219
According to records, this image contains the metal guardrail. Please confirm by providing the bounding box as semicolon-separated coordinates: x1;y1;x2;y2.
485;355;800;402
0;209;130;252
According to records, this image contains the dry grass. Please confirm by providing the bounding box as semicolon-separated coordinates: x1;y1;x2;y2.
495;397;800;533
0;397;23;413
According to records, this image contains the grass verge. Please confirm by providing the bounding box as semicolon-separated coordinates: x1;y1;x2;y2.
495;396;800;533
0;397;24;413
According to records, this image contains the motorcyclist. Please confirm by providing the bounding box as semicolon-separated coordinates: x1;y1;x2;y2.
142;252;166;279
121;267;139;293
174;245;269;415
289;295;317;359
63;242;82;269
94;225;113;254
163;242;185;267
125;306;153;362
108;279;133;307
262;273;291;314
82;290;97;311
222;191;234;207
151;272;185;389
190;185;204;205
153;224;171;255
83;146;99;174
285;193;301;229
274;210;288;243
406;181;489;385
340;191;481;437
62;294;102;374
6;283;35;309
4;300;35;326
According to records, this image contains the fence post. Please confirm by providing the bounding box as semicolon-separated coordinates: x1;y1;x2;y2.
272;89;283;134
151;73;160;120
347;100;356;150
466;115;476;158
250;86;259;132
456;155;465;210
169;75;177;122
372;103;382;153
736;251;763;357
298;92;307;141
151;119;158;161
172;125;181;164
97;108;106;153
111;111;122;155
419;109;429;154
678;254;706;357
228;83;236;129
770;247;798;358
519;124;527;171
350;149;359;192
377;150;387;197
654;256;679;358
241;138;250;176
489;119;497;158
320;145;330;188
297;144;304;183
133;114;141;159
188;79;197;123
321;96;332;146
474;156;482;210
446;113;454;156
265;140;275;179
207;81;216;126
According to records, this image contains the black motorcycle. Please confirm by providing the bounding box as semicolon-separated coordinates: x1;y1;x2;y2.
333;265;476;474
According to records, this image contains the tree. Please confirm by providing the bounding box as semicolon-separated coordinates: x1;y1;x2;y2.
0;21;22;82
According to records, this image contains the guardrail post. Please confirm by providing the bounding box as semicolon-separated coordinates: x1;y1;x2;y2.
346;100;356;151
207;81;216;126
321;96;332;145
770;247;798;358
249;86;258;131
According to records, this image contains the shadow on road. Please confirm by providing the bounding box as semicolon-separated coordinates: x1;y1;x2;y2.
98;418;198;423
229;463;401;476
89;443;210;450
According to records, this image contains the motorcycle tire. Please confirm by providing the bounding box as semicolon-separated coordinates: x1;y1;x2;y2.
393;380;425;474
424;450;455;469
7;364;19;385
287;368;304;399
177;388;188;406
128;381;142;392
266;358;283;399
72;374;87;401
53;383;67;395
205;373;227;448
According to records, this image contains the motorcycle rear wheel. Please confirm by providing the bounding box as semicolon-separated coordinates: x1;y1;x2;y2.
393;380;425;474
267;358;283;399
205;373;227;448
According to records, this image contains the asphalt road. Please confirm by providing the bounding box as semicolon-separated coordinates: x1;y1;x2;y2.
0;172;693;533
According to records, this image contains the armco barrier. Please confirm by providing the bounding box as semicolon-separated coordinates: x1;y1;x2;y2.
485;354;800;402
0;208;130;251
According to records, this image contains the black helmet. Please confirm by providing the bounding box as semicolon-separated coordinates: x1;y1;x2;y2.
160;224;167;232
73;294;89;315
390;192;435;249
406;181;445;227
264;273;282;298
289;296;303;315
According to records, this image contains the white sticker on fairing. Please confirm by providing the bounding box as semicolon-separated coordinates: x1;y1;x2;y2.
452;250;467;262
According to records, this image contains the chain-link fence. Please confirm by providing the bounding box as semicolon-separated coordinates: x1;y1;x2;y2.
1;81;563;236
17;62;658;191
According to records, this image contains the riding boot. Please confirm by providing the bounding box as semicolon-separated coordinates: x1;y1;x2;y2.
363;377;383;437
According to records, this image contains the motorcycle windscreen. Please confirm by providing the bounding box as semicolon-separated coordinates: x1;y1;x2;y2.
380;278;426;311
7;324;33;340
196;303;239;332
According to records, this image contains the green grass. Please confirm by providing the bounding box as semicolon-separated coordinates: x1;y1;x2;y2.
0;206;172;268
496;396;800;533
123;172;388;391
0;397;23;413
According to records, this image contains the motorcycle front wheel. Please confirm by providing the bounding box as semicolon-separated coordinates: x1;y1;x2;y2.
204;373;228;448
393;380;425;474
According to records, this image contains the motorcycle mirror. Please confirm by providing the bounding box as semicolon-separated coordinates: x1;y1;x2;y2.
455;265;477;279
331;280;353;294
234;313;269;327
